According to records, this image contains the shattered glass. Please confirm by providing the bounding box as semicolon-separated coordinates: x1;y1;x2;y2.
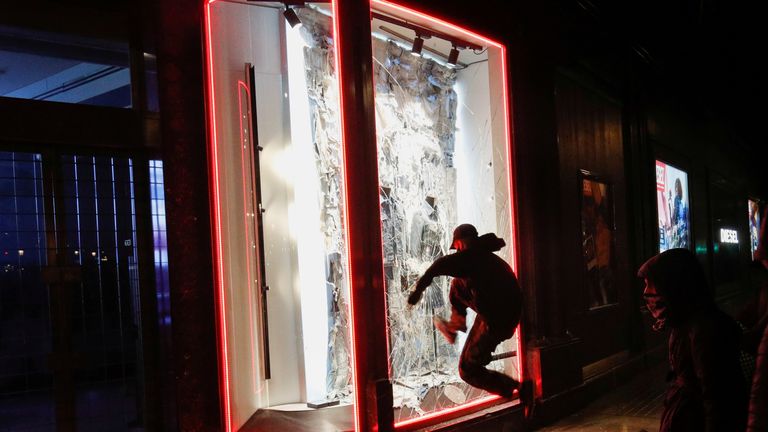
297;7;518;418
373;40;511;419
298;8;352;402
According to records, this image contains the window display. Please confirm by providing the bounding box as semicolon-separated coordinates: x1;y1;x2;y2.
749;199;761;260
204;1;520;429
656;160;690;252
370;2;520;425
205;2;352;430
580;172;617;309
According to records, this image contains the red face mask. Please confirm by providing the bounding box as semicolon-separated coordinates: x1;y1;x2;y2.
643;279;668;321
644;295;668;320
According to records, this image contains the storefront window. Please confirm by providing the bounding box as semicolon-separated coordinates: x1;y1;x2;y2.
369;2;521;425
0;25;131;108
204;2;352;430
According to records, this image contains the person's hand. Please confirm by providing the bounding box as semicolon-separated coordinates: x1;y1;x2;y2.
407;289;423;306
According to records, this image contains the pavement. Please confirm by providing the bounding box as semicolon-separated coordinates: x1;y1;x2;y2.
535;363;667;432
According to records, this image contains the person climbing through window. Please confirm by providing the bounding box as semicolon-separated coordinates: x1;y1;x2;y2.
407;223;534;417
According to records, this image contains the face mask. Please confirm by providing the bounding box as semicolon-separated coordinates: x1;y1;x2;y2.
645;295;668;320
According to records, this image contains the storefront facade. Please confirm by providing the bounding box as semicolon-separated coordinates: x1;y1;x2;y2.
203;1;523;430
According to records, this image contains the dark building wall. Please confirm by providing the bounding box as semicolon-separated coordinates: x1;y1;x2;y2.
400;0;766;402
3;0;766;429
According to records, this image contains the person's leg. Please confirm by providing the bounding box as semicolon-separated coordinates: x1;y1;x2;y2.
458;317;519;397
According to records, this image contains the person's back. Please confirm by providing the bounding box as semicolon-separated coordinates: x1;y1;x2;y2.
418;232;521;324
665;306;747;431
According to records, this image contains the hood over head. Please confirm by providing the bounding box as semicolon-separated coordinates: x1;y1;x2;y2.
638;248;713;327
472;233;506;253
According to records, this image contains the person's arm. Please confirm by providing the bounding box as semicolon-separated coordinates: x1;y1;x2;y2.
407;254;465;305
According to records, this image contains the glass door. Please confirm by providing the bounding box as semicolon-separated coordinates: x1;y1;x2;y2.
0;151;155;431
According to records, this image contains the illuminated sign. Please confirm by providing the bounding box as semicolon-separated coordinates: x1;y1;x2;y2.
720;228;739;244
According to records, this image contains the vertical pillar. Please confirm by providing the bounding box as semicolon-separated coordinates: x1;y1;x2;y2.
131;157;162;431
41;151;76;432
156;0;221;430
333;0;394;430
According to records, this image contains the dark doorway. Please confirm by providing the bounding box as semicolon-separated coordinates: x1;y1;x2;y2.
0;151;165;431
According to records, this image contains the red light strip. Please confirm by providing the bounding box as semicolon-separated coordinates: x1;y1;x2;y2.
395;395;500;428
330;0;362;431
238;80;259;395
370;1;523;429
499;45;524;378
373;0;504;49
204;1;233;431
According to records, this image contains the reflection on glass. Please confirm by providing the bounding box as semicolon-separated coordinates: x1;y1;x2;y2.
0;25;131;108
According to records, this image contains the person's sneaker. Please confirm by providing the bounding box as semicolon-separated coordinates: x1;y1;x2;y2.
517;380;535;420
433;316;457;344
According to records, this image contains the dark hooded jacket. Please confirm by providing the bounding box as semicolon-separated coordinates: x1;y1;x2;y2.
414;233;522;326
638;248;748;432
748;205;768;432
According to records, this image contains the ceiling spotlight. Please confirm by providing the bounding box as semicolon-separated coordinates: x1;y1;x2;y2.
283;7;302;28
447;45;460;67
411;35;424;56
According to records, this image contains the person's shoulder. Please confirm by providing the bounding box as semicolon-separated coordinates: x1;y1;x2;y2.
687;308;740;338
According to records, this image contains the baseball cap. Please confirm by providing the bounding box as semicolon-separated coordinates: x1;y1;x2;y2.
450;223;478;250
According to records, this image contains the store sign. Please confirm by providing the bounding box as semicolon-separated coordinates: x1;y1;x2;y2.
720;228;739;244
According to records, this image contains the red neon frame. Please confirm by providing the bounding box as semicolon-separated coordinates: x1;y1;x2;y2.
204;1;521;430
203;1;233;431
204;1;358;431
370;1;524;429
330;0;364;430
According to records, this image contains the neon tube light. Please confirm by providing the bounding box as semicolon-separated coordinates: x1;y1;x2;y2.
330;0;363;430
371;1;523;429
395;395;501;429
203;1;233;431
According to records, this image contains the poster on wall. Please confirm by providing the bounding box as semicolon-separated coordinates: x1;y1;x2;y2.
749;199;762;259
656;160;690;252
580;171;617;309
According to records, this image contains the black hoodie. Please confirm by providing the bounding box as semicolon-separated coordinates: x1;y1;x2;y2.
638;248;747;432
415;233;522;326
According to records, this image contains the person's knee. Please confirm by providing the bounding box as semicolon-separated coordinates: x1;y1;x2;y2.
458;362;476;383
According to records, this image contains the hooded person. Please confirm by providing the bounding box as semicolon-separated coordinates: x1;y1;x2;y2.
407;224;533;414
638;248;748;432
748;205;768;432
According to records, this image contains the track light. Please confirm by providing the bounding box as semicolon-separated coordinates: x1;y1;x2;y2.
283;7;302;28
447;45;460;67
411;35;424;56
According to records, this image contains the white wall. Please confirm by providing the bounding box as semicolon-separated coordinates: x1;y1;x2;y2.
455;49;519;380
208;2;304;428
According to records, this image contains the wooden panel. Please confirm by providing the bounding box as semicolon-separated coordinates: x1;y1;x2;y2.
555;72;633;366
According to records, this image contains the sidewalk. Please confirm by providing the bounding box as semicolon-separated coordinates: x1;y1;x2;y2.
536;362;667;432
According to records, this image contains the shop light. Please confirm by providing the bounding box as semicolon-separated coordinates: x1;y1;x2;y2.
410;35;424;56
446;45;460;67
283;7;302;28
